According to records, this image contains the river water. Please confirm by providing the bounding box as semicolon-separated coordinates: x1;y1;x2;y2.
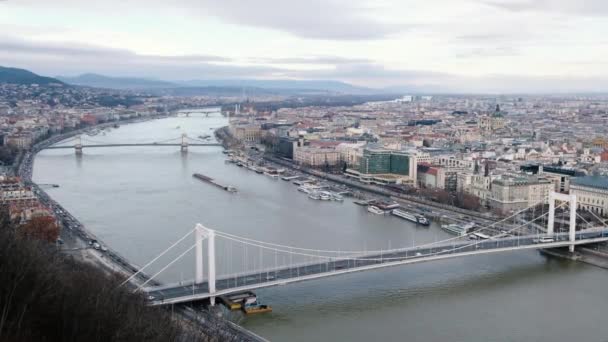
33;111;608;342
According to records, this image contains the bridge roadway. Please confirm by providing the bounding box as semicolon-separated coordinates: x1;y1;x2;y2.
43;143;222;149
145;229;608;306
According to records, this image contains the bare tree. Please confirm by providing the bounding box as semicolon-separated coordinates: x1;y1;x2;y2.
18;216;59;243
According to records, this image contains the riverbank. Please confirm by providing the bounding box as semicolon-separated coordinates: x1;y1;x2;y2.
261;154;502;229
541;247;608;270
215;130;608;273
266;157;608;269
212;127;505;231
20;114;267;342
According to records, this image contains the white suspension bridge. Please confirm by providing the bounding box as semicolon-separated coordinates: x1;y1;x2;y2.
42;134;221;154
121;192;608;306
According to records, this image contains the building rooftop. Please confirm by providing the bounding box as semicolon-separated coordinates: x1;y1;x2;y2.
571;176;608;190
493;175;552;186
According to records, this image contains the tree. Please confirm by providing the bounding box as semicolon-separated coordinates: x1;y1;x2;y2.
0;145;17;165
455;192;482;211
19;216;59;242
434;189;451;204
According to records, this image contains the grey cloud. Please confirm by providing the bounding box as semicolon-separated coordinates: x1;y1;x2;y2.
4;0;406;40
481;0;608;16
455;34;515;42
459;73;608;93
2;36;608;93
0;40;133;58
187;0;405;40
248;56;374;65
0;37;276;79
0;38;230;63
455;46;520;58
285;62;457;90
287;62;608;93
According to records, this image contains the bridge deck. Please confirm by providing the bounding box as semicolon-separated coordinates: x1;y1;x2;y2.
145;230;608;306
43;143;222;149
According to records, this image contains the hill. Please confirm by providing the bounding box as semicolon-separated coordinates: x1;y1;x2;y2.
57;73;178;89
0;212;213;341
0;66;64;85
58;73;378;94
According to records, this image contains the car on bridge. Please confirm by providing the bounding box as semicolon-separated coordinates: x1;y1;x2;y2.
533;237;555;243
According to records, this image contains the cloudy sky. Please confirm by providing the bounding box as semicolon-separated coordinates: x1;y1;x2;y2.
1;0;608;92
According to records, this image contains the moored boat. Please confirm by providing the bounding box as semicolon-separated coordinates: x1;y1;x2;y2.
242;303;272;315
331;193;344;202
441;222;475;236
318;191;332;201
298;185;312;194
264;172;279;179
391;209;430;226
367;205;385;215
308;192;322;200
371;200;400;210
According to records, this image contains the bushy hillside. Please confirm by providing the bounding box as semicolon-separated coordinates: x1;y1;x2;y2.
0;66;64;85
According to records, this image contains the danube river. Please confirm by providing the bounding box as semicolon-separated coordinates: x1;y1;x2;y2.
33;111;608;341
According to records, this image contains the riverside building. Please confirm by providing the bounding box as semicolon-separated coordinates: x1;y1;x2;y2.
345;147;417;186
570;176;608;217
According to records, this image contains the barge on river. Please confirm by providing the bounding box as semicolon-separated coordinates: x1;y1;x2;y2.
193;173;237;193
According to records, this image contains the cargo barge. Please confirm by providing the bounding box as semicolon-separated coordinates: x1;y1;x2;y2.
193;173;237;193
219;291;257;310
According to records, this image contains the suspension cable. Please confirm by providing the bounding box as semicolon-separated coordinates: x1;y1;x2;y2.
120;227;197;286
586;208;608;227
216;209;560;264
136;242;198;291
213;197;555;255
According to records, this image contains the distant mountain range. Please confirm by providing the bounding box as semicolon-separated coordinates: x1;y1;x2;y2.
0;66;392;95
57;74;176;89
0;66;64;85
57;73;377;94
178;79;372;93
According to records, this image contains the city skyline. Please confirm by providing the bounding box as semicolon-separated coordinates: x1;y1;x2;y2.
2;0;608;93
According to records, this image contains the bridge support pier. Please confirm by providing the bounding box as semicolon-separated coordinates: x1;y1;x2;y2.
569;195;577;252
195;225;204;284
547;192;578;252
181;133;188;153
194;224;217;306
75;136;83;155
208;229;216;306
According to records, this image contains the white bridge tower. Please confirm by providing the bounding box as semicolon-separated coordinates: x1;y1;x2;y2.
547;191;578;252
180;133;188;153
194;224;216;305
74;135;83;155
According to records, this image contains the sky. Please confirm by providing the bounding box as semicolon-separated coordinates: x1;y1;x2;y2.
1;0;608;93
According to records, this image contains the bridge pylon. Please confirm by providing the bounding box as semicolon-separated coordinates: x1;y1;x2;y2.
547;191;578;252
180;133;188;153
194;224;217;305
75;136;83;155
